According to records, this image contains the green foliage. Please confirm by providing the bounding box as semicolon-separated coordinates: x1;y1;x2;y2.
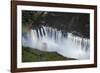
22;11;47;26
22;11;34;25
22;47;76;62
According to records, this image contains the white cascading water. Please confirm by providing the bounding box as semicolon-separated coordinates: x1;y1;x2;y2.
22;25;90;60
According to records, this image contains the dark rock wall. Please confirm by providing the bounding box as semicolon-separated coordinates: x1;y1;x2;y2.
22;10;90;38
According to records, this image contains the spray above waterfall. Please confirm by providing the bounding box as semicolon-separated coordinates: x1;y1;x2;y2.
22;25;90;60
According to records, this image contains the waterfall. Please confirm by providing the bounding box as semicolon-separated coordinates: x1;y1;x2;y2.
22;26;90;60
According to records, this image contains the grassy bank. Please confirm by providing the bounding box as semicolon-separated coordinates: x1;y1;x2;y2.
22;47;76;62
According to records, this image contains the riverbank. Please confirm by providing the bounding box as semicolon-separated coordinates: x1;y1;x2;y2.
22;46;76;62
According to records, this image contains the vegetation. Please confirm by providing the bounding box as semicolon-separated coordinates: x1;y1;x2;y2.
22;47;76;62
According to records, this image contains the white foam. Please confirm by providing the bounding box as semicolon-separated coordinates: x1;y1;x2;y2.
22;26;90;59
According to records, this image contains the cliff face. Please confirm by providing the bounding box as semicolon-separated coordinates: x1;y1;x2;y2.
24;11;90;38
45;12;90;38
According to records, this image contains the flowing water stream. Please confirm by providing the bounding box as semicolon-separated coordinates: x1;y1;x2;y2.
22;26;90;60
